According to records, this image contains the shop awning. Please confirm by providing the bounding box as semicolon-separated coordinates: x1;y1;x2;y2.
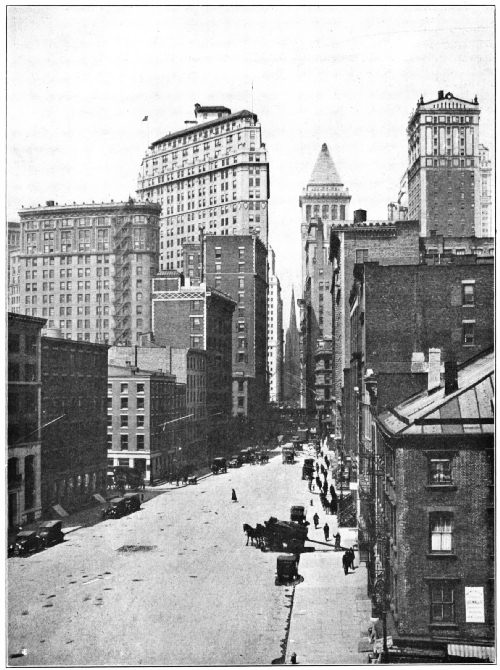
447;644;495;661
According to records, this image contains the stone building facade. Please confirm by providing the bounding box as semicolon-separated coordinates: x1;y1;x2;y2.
407;91;481;237
11;199;161;345
267;247;283;403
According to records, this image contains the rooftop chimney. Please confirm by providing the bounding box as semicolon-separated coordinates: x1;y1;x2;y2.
354;209;367;224
444;360;458;395
438;90;444;100
428;348;441;391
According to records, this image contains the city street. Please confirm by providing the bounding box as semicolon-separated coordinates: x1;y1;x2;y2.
8;451;369;666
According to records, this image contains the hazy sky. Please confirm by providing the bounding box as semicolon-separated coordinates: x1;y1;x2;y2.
7;6;495;325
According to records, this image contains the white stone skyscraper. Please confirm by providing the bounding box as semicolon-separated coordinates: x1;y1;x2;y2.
267;247;283;403
137;104;270;272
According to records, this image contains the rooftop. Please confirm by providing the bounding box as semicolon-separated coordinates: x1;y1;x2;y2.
377;349;494;436
309;143;343;186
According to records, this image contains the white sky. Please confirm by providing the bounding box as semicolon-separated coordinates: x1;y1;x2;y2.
7;5;495;326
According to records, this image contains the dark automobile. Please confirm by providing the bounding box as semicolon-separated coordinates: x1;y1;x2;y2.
102;497;127;519
123;492;141;513
37;520;64;548
228;455;242;468
10;530;40;557
290;505;307;525
211;457;227;474
276;554;299;584
302;458;315;480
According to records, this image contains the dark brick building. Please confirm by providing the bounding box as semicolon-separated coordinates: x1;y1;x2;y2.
8;313;45;527
329;216;421;445
204;234;268;422
373;350;494;662
41;335;109;513
151;272;235;455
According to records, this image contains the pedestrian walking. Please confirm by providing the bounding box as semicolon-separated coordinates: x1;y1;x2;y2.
320;464;325;476
231;488;238;502
308;478;312;491
323;522;330;542
342;551;350;575
313;512;319;529
330;484;336;499
331;498;337;514
315;463;319;474
315;476;322;490
323;480;328;494
325;455;330;468
349;548;355;570
335;532;341;550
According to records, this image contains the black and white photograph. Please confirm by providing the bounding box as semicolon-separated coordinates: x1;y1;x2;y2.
6;5;495;665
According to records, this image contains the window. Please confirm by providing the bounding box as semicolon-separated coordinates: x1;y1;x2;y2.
137;397;145;410
136;383;145;394
137;415;144;428
136;435;145;451
429;458;452;485
430;512;453;552
355;249;368;263
238;397;244;407
462;321;475;345
120;397;128;409
120;435;128;450
121;383;128;394
430;582;455;622
121;415;128;428
462;283;475;305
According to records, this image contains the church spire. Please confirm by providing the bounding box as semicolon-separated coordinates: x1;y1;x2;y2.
289;286;298;331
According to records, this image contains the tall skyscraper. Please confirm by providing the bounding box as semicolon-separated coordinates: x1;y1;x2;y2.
299;144;350;413
267;247;283;403
11;199;161;345
479;144;493;237
407;90;481;237
283;288;300;405
136;103;270;272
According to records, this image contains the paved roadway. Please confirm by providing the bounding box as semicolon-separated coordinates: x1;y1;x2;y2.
8;452;371;666
8;454;309;665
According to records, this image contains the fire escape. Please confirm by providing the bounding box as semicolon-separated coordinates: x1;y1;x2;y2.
112;215;132;345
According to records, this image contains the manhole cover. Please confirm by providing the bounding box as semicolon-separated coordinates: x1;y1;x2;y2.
117;545;157;553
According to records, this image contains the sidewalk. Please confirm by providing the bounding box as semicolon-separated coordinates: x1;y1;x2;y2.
285;456;372;665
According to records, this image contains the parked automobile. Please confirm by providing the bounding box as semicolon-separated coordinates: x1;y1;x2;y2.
102;497;127;519
276;554;299;584
9;530;41;557
228;455;242;468
211;457;227;474
290;506;307;525
37;520;64;548
123;492;141;513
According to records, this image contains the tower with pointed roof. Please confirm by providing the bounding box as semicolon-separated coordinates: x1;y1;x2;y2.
283;287;300;405
297;144;351;415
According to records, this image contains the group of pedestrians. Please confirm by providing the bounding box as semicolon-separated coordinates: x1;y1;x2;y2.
342;548;356;575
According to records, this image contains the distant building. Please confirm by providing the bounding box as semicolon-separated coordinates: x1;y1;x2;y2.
107;364;185;484
479;144;493;237
108;345;207;469
11;199;161;345
151;272;235;455
407;91;481;237
8;312;46;527
8;221;21;314
329;215;421;441
387;171;409;221
374;350;494;662
267;247;283;403
41;334;108;513
204;234;268;420
283;288;301;406
136;103;270;272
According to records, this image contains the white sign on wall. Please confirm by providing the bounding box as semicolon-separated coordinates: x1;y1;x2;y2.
465;586;485;623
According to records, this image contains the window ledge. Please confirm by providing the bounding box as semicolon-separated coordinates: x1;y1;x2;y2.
429;622;459;629
425;484;457;491
427;552;457;560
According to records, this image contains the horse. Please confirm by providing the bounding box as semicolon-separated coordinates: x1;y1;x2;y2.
243;523;258;546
